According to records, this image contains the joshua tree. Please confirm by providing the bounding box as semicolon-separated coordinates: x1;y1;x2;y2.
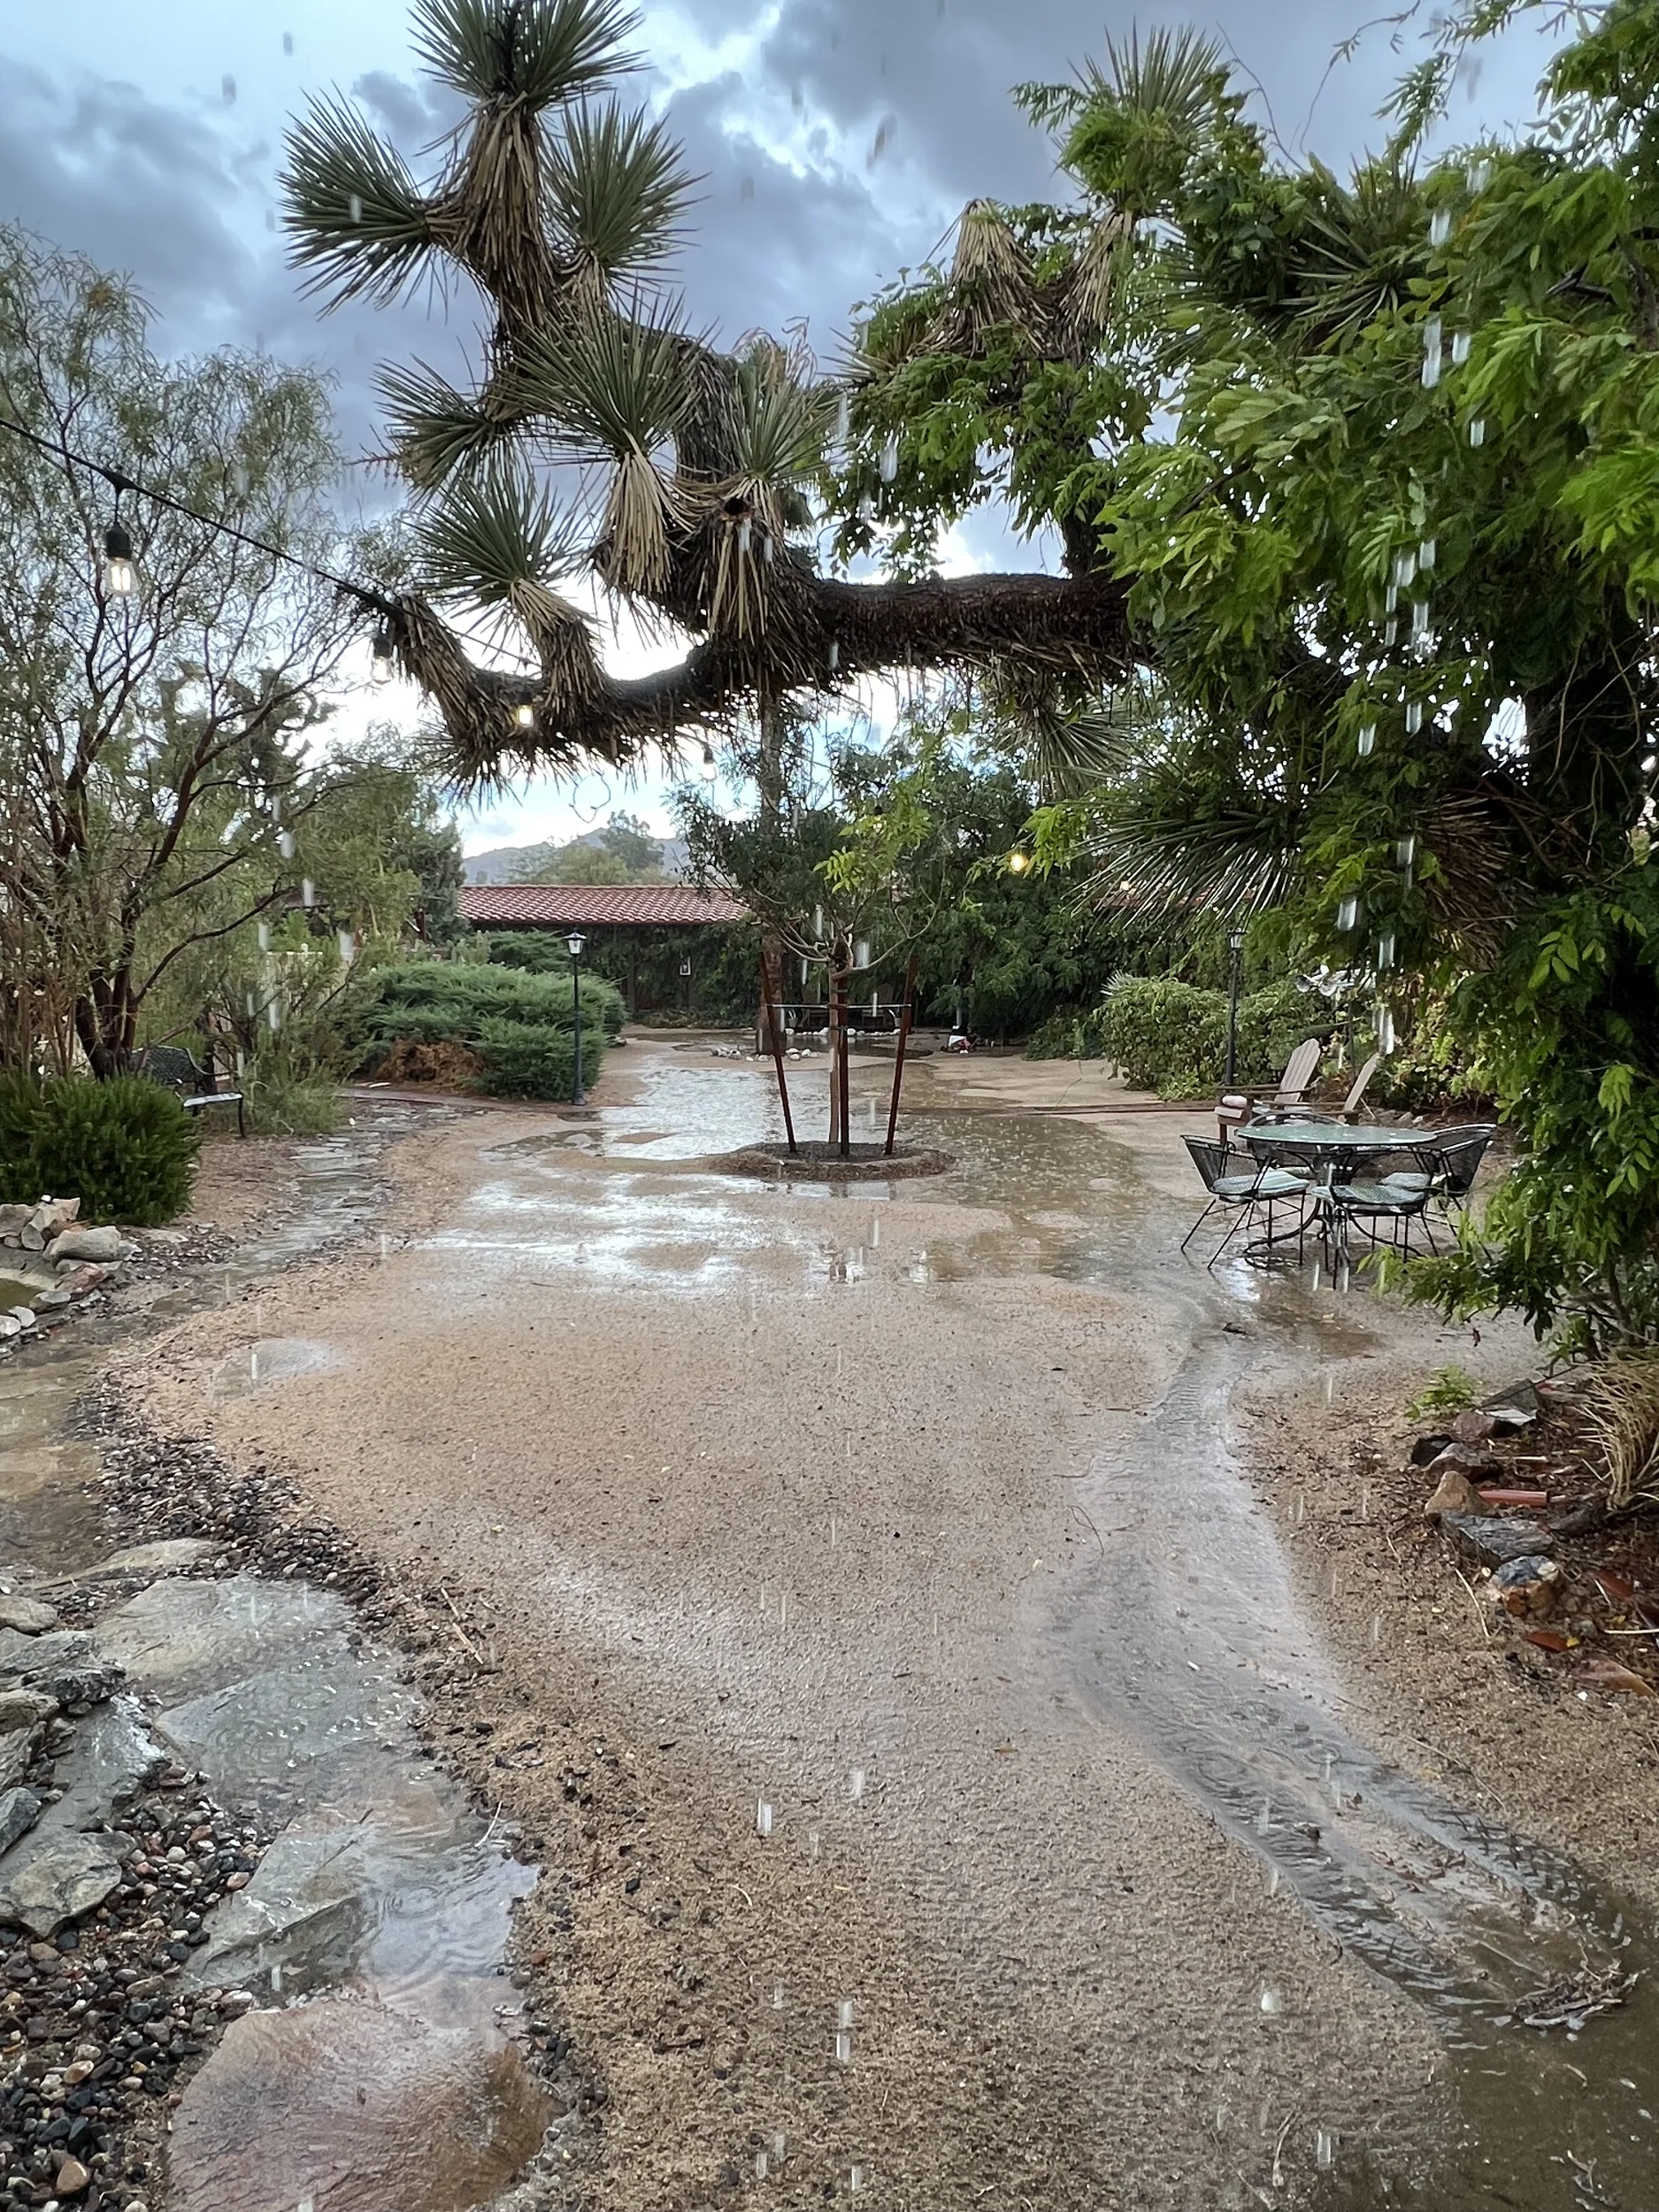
279;0;1138;790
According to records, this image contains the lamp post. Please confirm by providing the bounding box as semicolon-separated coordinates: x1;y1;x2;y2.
567;931;587;1105
1225;926;1246;1087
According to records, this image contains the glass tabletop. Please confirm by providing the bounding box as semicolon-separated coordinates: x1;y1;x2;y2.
1240;1122;1435;1152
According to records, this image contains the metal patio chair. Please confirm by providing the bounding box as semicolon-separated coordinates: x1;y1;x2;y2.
1181;1135;1310;1268
1374;1125;1496;1218
1314;1172;1437;1265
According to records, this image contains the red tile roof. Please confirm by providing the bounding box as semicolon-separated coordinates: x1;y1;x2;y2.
460;882;749;928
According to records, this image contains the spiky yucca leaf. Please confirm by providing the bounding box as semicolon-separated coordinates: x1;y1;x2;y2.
1294;161;1425;346
1094;25;1230;128
1085;805;1304;917
514;296;690;457
1059;211;1133;348
548;103;691;279
379;357;520;487
415;461;585;607
601;447;677;592
411;0;637;108
281;96;438;310
729;354;833;488
1573;1352;1659;1509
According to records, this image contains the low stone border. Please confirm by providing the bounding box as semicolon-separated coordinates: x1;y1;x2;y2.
709;1140;955;1183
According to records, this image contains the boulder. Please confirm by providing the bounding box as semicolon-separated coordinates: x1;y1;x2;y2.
45;1225;134;1264
0;1206;29;1239
0;1729;36;1793
5;1309;35;1332
0;1788;41;1855
1424;1469;1489;1518
0;1691;57;1732
0;1594;58;1636
1426;1441;1505;1482
28;1199;78;1236
1442;1513;1555;1569
0;1629;121;1707
47;1698;166;1830
0;1829;125;1938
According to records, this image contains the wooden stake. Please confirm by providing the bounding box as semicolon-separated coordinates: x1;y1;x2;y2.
835;966;851;1157
758;949;797;1155
884;953;918;1156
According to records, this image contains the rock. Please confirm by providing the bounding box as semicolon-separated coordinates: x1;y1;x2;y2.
0;1628;121;1704
18;1225;42;1251
1451;1409;1499;1444
0;1728;36;1793
0;1828;125;1937
0;1788;42;1854
51;2154;90;2196
1426;1441;1505;1481
1424;1469;1489;1517
54;1262;111;1293
1442;1513;1555;1568
47;1697;166;1830
0;1593;58;1636
7;1307;35;1330
0;1317;19;1342
81;1537;218;1580
44;1225;134;1263
1486;1555;1561;1617
0;1205;29;1238
1411;1430;1454;1467
35;1287;73;1310
0;1689;58;1731
1484;1379;1541;1426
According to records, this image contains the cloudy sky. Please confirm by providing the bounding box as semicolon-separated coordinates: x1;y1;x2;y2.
2;0;1567;858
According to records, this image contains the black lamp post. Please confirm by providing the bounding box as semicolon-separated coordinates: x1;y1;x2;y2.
567;931;587;1104
1225;926;1246;1087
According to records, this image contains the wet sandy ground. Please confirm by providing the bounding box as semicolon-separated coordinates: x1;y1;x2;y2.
121;1041;1651;2208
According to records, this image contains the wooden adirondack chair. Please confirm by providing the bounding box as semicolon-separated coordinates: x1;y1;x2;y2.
1270;1051;1381;1129
1216;1037;1321;1142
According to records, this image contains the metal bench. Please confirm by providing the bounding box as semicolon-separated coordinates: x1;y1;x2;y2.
134;1045;246;1137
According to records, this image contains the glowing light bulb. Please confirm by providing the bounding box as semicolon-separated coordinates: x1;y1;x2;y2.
1007;849;1031;874
103;520;136;599
513;703;535;730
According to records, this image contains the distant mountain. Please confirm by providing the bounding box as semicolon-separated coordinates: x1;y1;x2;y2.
465;833;690;885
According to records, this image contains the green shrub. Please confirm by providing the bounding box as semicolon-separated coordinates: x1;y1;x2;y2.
1025;1009;1108;1060
0;1073;199;1225
242;1069;342;1137
1090;975;1332;1095
360;961;623;1099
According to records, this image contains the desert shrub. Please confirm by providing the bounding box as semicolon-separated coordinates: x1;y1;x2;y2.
360;962;622;1099
0;1073;198;1225
240;1067;342;1137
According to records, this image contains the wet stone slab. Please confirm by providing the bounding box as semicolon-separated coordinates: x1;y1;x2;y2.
169;1996;553;2212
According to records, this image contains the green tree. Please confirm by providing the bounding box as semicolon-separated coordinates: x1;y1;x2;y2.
0;226;374;1075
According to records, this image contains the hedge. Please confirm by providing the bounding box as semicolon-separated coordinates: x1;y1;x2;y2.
359;962;625;1101
0;1073;198;1225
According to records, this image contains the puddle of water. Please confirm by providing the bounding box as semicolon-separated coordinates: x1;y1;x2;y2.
0;1276;50;1307
213;1334;344;1396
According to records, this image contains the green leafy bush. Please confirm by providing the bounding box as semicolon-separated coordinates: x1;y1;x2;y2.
0;1073;198;1225
361;961;623;1099
242;1068;342;1137
1077;975;1332;1094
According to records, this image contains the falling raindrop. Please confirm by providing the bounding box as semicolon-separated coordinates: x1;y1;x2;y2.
222;73;237;103
755;2152;768;2179
1255;1799;1271;1836
1411;599;1430;639
1429;209;1451;247
1405;701;1424;734
827;638;841;671
279;829;296;860
1451;329;1471;366
282;29;294;54
879;431;899;483
1317;2130;1337;2171
772;1983;786;2009
773;2133;787;2162
1371;1609;1382;1647
337;927;354;964
849;1768;865;1801
833;391;850;444
349;193;362;224
1264;1863;1279;1897
301;878;316;908
1356;722;1376;757
1393;549;1416;589
1469;416;1486;448
1422;350;1441;391
740;176;756;202
1467;157;1491;193
839;2000;855;2028
808;1829;821;1860
1336;895;1359;933
757;1801;773;1838
737;517;753;557
257;921;271;952
1259;1985;1282;2016
1423;313;1442;359
834;2031;852;2063
1418;536;1437;570
1394;833;1417;867
1377;1003;1396;1053
1384;615;1398;648
1385;582;1399;615
849;2166;864;2192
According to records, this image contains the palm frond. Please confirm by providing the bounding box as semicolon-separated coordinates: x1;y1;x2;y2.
1057;211;1133;349
411;0;638;108
1292;161;1426;346
949;200;1033;327
1084;805;1303;918
548;102;693;280
378;357;520;488
1094;26;1231;128
414;459;586;607
729;352;832;487
513;296;691;457
281;96;438;311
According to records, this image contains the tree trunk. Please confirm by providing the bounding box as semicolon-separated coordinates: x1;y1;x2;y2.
754;693;787;1056
73;967;137;1079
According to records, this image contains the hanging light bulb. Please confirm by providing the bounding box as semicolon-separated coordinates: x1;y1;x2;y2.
1469;417;1486;448
103;512;136;599
513;702;536;730
1417;536;1437;571
1405;701;1424;734
700;742;718;783
371;624;393;683
1356;721;1377;757
1450;330;1471;366
1429;209;1451;248
879;431;899;483
1336;895;1359;932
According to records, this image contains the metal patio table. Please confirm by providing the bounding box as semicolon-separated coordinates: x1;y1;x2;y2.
1238;1121;1447;1269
